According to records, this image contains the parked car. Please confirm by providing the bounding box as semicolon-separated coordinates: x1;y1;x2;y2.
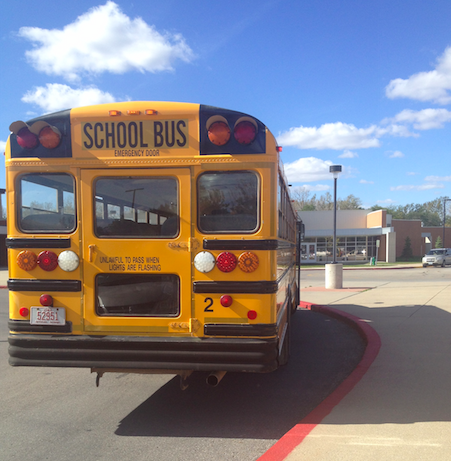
346;250;367;260
422;248;451;267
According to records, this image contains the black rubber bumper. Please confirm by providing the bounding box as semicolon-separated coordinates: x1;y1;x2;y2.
8;334;279;373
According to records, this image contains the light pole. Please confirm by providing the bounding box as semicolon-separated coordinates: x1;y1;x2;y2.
329;165;342;263
325;165;342;290
443;197;451;247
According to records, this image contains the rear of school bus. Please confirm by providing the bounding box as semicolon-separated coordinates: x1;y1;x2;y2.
7;102;296;382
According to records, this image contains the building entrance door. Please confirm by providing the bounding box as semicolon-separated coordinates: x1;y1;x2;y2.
301;243;317;263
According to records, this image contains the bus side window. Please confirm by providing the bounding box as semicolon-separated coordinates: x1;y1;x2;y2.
18;173;76;233
21;213;75;231
197;171;259;234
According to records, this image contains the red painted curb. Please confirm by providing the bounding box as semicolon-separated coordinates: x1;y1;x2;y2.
257;303;381;461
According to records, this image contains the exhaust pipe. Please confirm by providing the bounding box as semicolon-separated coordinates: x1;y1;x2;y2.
206;370;227;387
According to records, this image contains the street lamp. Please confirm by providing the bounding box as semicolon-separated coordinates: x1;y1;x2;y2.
443;197;451;247
329;165;342;263
325;165;343;290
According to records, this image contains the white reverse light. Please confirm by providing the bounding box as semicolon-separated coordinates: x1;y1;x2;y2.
194;251;215;273
58;250;80;272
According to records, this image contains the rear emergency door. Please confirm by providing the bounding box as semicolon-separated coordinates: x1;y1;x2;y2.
80;168;191;334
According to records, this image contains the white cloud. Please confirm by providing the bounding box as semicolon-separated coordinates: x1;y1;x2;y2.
339;149;358;158
360;179;374;184
390;184;444;191
0;140;6;153
387;108;451;130
294;184;330;192
425;175;451;182
406;172;417;176
22;83;117;113
277;122;380;150
18;1;194;82
385;46;451;105
377;122;417;138
283;157;334;183
278;108;447;154
376;199;396;204
389;150;404;158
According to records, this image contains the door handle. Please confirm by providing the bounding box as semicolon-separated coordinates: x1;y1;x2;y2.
88;244;96;262
168;238;199;252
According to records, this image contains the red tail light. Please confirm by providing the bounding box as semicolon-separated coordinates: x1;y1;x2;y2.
37;251;58;271
220;295;233;307
216;252;237;272
16;127;39;149
39;294;53;306
208;121;231;146
247;310;257;320
234;121;256;145
19;307;29;317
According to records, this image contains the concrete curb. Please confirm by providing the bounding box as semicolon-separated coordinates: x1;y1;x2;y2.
257;302;381;461
301;265;421;271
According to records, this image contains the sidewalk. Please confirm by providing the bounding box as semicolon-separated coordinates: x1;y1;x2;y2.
263;274;451;461
0;269;8;288
301;262;423;270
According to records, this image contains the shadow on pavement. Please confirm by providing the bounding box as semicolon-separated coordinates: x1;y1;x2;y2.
115;310;365;439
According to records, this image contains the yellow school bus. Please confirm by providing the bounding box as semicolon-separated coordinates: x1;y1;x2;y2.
6;102;298;386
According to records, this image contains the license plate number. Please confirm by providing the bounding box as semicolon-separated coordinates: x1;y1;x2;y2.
30;307;66;325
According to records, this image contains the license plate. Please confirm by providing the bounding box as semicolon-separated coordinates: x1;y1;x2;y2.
30;307;66;325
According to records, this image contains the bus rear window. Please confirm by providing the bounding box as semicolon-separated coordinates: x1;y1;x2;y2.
198;171;259;233
94;177;178;238
96;274;180;317
18;173;75;233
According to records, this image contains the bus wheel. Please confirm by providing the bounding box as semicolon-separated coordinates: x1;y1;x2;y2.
292;284;299;315
278;311;291;366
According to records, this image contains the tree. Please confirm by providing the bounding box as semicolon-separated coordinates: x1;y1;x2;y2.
435;236;443;248
316;192;333;210
338;194;363;210
401;236;413;260
293;193;446;223
290;187;316;211
292;189;364;212
370;197;445;227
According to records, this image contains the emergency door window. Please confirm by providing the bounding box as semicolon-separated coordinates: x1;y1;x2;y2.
94;176;178;238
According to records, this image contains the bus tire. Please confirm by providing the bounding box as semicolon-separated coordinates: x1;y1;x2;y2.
292;283;299;315
278;309;291;366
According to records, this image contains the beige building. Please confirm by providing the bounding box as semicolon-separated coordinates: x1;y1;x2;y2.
299;208;451;264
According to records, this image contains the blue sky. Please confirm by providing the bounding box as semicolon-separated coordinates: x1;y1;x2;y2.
2;0;451;209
